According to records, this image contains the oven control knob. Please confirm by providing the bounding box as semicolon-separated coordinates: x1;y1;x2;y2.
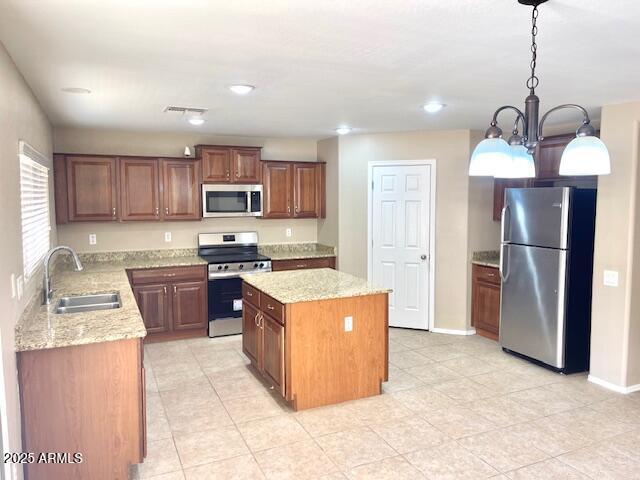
254;263;258;268
239;264;244;270
217;265;222;270
259;263;264;268
224;265;229;270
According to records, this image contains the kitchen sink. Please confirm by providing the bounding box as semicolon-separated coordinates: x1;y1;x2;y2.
54;293;122;314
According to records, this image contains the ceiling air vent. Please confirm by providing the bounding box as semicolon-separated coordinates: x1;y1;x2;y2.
163;106;208;115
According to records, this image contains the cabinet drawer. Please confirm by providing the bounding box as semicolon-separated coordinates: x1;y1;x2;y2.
271;257;335;272
261;293;285;325
242;282;260;308
472;264;500;285
130;266;205;285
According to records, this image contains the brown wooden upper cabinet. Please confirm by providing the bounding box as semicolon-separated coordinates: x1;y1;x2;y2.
120;157;161;221
161;158;200;220
196;145;262;184
262;161;326;219
66;155;118;222
55;154;201;223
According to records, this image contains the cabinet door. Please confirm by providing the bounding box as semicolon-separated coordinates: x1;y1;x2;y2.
231;148;261;184
262;314;284;394
66;156;118;221
471;278;501;339
262;162;293;218
161;159;200;220
242;301;261;366
293;163;319;218
120;157;160;221
133;284;170;334
535;134;574;179
201;147;231;183
171;281;207;331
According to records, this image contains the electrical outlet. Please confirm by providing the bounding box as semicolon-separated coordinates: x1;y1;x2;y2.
10;273;16;299
89;233;97;245
604;270;619;287
164;232;172;242
16;275;24;300
286;228;292;238
344;316;353;332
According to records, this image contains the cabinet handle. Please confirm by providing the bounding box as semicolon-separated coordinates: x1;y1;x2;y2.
247;291;253;297
287;206;290;213
165;207;169;215
296;264;306;268
226;171;230;178
155;207;159;216
254;312;260;326
163;286;167;295
260;314;264;329
164;273;176;277
236;171;239;178
173;285;177;294
112;207;116;217
295;205;299;213
267;304;275;311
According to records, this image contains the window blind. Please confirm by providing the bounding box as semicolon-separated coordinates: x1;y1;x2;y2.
19;141;51;279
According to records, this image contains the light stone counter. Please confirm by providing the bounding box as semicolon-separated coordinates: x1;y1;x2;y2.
241;268;390;304
259;242;336;261
15;251;207;352
472;250;500;268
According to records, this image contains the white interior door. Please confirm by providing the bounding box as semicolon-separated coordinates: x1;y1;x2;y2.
371;163;433;329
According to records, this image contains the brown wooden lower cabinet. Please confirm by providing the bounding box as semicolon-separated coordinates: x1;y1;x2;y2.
471;264;501;340
129;265;207;341
18;338;145;480
271;256;336;271
242;281;388;410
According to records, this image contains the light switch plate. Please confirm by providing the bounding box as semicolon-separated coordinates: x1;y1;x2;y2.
344;316;353;332
604;270;619;287
89;233;97;245
286;228;292;238
164;232;172;242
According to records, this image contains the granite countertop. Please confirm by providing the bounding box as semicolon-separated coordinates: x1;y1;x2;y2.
472;250;500;268
259;243;336;261
15;250;207;352
241;268;390;304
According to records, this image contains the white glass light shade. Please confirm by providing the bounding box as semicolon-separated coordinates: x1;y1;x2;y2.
469;138;511;176
494;144;535;179
559;136;611;176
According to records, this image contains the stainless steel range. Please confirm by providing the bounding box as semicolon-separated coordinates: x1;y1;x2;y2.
198;232;271;337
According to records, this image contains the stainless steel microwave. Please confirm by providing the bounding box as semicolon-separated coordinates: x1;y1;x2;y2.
202;184;263;218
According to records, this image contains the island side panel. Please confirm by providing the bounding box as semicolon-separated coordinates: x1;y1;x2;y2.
288;293;388;410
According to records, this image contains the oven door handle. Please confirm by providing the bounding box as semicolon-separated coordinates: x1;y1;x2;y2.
208;272;243;280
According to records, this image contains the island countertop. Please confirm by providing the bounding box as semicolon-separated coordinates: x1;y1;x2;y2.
240;268;391;304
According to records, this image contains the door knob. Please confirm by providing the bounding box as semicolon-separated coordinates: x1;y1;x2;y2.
420;254;427;260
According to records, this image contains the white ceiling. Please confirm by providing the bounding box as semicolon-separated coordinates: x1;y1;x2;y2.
1;0;639;138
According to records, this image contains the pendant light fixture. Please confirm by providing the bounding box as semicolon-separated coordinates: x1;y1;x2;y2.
470;0;610;178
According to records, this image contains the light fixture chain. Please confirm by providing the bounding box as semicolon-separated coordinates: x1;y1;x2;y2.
526;5;540;92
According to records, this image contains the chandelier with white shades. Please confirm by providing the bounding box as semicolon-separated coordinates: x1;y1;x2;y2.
469;0;611;179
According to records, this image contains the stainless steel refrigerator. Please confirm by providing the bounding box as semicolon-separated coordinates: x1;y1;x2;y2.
499;187;597;373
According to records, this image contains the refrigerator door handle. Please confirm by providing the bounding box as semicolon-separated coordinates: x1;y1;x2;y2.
500;244;510;282
500;204;511;243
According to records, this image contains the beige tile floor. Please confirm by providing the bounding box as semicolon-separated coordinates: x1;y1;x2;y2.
130;328;640;480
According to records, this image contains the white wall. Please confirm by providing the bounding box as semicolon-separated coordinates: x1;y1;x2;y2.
0;42;53;479
53;127;325;252
316;136;339;256
336;129;497;331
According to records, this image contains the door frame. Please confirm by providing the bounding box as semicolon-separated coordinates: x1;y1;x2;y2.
367;159;437;331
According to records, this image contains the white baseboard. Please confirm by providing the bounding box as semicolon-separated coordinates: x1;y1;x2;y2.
587;374;640;394
430;327;477;336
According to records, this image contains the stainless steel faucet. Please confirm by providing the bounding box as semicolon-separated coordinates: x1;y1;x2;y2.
43;246;84;305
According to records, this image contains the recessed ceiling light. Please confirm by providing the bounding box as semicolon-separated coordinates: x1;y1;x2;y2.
229;85;255;95
61;87;91;94
188;117;205;126
423;102;446;114
335;126;352;135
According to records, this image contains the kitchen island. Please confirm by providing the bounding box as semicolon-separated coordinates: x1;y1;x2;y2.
240;268;390;410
